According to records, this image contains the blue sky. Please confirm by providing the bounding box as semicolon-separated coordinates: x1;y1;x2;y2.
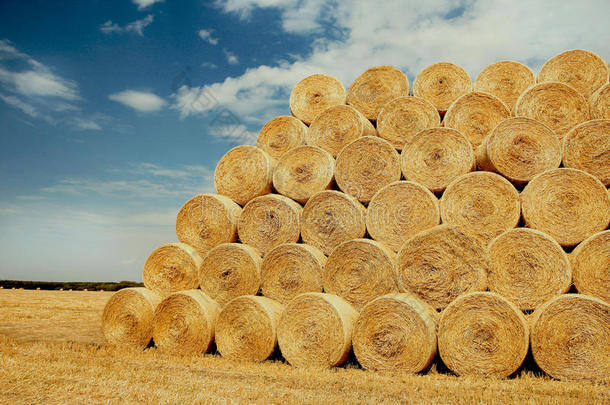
0;0;608;281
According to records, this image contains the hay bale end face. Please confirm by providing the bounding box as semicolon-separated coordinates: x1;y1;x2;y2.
474;60;535;113
589;83;610;119
562;119;610;186
289;74;346;125
570;230;610;304
142;243;202;298
256;116;307;161
412;62;472;113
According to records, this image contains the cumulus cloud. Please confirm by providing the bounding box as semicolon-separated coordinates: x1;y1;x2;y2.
100;15;154;36
224;49;239;64
108;89;167;112
132;0;163;10
198;29;219;45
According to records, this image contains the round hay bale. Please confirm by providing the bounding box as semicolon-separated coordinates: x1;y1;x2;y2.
215;295;284;362
439;171;521;244
102;287;161;348
199;243;261;306
562;119;610;186
412;62;472;113
261;243;325;304
142;243;201;297
589;82;610;119
376;96;441;150
400;127;475;193
307;105;376;158
473;60;536;112
538;49;609;98
476;117;562;184
324;239;399;310
346;65;410;120
438;292;529;378
366;181;440;252
175;193;242;256
530;294;610;381
514;82;590;141
256;116;307;160
277;292;357;369
238;194;302;256
214;145;273;206
397;225;489;310
352;293;437;373
488;228;572;310
521;168;610;247
335;136;401;203
272;145;334;204
571;230;610;303
152;289;220;354
289;74;346;125
443;92;511;150
301;190;366;255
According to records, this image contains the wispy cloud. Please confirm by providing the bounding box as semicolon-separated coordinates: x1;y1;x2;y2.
132;0;164;10
223;49;239;64
198;29;219;45
71;117;102;131
100;15;154;36
108;89;167;112
201;61;218;69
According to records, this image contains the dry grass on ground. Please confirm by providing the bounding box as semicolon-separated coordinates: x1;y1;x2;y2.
0;289;608;404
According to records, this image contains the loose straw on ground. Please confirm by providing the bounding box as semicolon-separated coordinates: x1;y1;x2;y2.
473;60;535;112
142;243;202;297
346;65;410;120
261;243;325;304
272;145;334;203
335;136;401;203
412;62;472;113
238;194;302;255
256;116;307;160
439;171;521;245
152;290;220;354
352;293;437;373
530;294;610;382
102;287;161;348
175;194;242;256
214;145;273;205
289;74;346;125
590;83;610;119
366;181;440;252
571;230;610;303
438;292;529;378
488;228;571;310
400;127;475;193
277;292;358;369
324;239;399;310
199;243;261;306
476;117;562;184
301;190;366;255
562;119;610;186
215;295;284;362
397;225;488;310
521;168;610;247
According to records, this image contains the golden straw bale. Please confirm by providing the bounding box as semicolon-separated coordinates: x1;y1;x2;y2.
571;230;610;304
175;193;242;256
366;181;440;252
277;292;357;369
589;83;610;119
152;290;220;354
214;145;273;205
261;243;325;304
256;116;307;160
346;65;410;120
438;292;529;378
400;127;475;193
412;62;472;113
474;61;536;112
272;145;334;204
439;171;521;245
306;105;376;158
397;225;489;310
215;295;284;362
352;293;437;373
562;119;610;186
530;294;610;381
301;190;366;255
237;194;302;256
335;136;401;203
476;117;562;184
102;287;161;348
199;243;261;307
142;243;201;297
289;74;346;125
520;168;610;247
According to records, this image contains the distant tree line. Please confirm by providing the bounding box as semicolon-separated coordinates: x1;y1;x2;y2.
0;280;143;291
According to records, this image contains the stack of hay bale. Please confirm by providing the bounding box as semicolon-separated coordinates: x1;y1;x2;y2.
102;49;610;382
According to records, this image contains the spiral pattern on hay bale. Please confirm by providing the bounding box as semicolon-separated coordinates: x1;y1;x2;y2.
289;74;346;125
571;231;610;304
352;293;438;373
438;292;529;378
589;83;610;119
520;168;610;247
142;243;202;297
256;116;308;160
215;295;284;362
277;292;358;369
474;60;536;112
412;62;472;113
562;119;610;186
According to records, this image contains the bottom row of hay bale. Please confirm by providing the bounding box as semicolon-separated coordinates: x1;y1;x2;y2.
102;288;609;382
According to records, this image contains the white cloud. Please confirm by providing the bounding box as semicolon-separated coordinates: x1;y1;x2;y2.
72;117;102;131
0;94;39;118
100;15;154;36
201;61;218;69
224;49;239;64
198;29;219;45
108;89;167;112
132;0;163;10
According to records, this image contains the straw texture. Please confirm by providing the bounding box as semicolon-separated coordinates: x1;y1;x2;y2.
474;61;536;112
142;243;202;297
289;74;346;125
589;83;610;119
256;116;308;160
562;119;610;186
571;230;610;303
412;62;472;113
